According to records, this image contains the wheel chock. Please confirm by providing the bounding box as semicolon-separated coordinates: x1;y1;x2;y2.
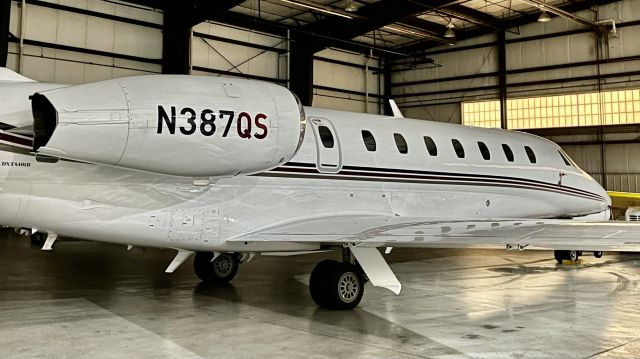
561;259;584;266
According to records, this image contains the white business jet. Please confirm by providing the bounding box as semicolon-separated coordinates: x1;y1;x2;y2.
1;67;639;309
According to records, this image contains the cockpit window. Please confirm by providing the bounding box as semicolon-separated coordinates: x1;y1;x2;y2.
558;150;573;166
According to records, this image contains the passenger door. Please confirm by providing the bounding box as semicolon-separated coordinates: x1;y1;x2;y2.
309;118;342;173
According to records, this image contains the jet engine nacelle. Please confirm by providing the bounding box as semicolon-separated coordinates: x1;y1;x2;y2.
31;75;305;177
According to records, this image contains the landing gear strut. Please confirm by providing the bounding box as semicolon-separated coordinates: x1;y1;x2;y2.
309;247;365;310
194;252;239;283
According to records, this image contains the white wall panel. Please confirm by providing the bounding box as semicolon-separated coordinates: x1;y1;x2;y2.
312;48;381;113
191;22;285;81
8;0;162;84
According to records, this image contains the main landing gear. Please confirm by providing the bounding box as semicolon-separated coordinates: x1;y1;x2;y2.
194;252;240;283
309;248;365;310
554;250;603;264
30;231;48;247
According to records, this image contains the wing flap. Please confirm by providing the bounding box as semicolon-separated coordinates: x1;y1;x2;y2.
233;215;640;252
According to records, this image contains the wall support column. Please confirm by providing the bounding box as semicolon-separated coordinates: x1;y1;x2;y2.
289;38;314;106
382;57;393;116
162;1;194;74
0;0;11;67
498;30;508;129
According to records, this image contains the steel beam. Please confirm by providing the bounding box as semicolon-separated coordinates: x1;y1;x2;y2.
289;40;315;106
162;1;193;74
400;0;619;53
383;58;393;116
0;0;10;67
498;31;507;129
516;0;599;29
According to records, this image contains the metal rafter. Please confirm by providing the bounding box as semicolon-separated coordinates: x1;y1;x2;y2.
400;0;621;53
516;0;599;29
437;4;506;30
299;0;463;52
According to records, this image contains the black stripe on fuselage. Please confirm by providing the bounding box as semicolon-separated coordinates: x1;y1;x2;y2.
281;162;601;200
258;162;606;203
0;122;15;131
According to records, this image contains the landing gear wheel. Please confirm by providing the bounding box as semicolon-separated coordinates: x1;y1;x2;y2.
309;259;364;310
554;250;567;264
194;252;239;283
569;250;579;261
30;232;47;247
594;251;603;258
554;250;580;264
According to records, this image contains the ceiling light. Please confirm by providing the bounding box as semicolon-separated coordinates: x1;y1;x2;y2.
344;0;359;12
444;22;455;38
538;10;551;22
280;0;354;19
383;25;424;37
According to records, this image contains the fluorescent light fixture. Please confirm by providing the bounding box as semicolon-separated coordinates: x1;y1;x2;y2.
383;25;426;37
538;10;551;22
444;22;455;38
280;0;354;19
344;0;359;12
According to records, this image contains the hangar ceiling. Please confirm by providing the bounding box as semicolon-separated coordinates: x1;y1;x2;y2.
126;0;619;57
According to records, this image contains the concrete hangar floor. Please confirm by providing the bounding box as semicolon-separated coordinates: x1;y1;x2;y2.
1;228;640;359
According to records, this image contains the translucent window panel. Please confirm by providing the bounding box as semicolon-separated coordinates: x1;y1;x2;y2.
461;88;640;129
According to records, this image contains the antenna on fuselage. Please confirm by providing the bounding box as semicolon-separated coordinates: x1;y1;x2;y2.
388;99;404;118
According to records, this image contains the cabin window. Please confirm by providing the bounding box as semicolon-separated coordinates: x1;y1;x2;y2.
559;150;572;166
525;146;537;163
318;126;334;148
451;139;465;158
361;130;376;151
394;133;408;154
423;136;437;156
477;141;490;160
502;144;514;162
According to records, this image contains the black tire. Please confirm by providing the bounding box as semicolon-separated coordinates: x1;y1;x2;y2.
594;251;603;258
569;250;579;261
30;232;47;247
194;252;239;283
310;259;364;310
554;250;567;264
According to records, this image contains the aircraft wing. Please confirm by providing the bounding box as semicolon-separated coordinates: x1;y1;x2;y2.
232;215;640;252
608;191;640;208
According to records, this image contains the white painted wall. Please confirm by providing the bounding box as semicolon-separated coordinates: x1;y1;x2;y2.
313;48;382;114
190;22;286;82
6;0;162;84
